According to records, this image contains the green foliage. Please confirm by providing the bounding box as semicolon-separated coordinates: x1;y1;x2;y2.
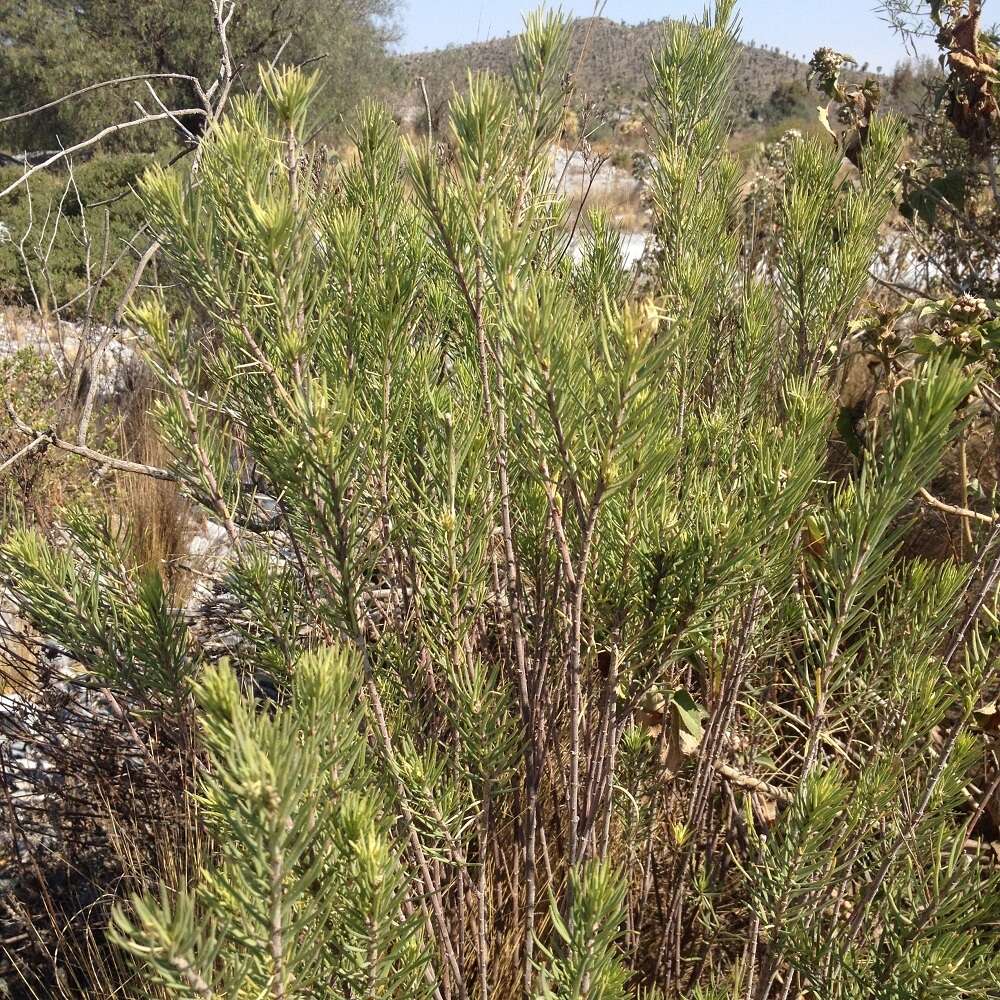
1;507;193;711
111;646;432;998
775;114;906;375
533;862;630;999
0;0;400;152
900;167;968;227
3;6;1000;999
763;80;811;123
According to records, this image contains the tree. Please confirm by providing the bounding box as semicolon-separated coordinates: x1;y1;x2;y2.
0;0;400;153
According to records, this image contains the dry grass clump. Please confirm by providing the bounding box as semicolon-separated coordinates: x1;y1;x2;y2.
0;677;200;1000
111;381;195;597
567;181;647;233
2;349;194;587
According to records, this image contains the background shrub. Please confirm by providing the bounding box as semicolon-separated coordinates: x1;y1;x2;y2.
0;154;154;319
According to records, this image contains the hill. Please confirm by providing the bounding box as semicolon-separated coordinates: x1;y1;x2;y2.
395;16;813;127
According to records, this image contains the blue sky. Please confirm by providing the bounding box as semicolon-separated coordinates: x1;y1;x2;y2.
398;1;935;70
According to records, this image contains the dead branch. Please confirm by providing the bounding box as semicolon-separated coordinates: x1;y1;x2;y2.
4;397;177;483
0;110;209;200
919;486;999;525
0;74;211;127
0;434;50;477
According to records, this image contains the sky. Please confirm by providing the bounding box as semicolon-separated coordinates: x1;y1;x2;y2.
397;1;936;71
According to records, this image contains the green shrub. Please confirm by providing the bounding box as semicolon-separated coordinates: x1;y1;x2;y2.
763;79;811;123
4;4;1000;998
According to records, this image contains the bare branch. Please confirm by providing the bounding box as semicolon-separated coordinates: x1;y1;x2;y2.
918;487;999;525
0;434;50;477
144;82;200;142
5;397;177;483
0;110;209;200
0;74;210;126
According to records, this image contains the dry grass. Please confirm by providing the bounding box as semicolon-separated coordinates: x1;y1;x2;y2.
568;182;648;232
1;367;201;998
0;686;201;1000
111;382;195;598
0;605;38;695
1;374;200;992
1;349;89;531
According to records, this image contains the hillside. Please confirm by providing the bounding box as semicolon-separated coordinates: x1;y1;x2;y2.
395;16;811;125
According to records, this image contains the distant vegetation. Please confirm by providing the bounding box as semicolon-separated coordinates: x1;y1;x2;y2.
0;154;154;317
0;0;403;321
399;16;816;126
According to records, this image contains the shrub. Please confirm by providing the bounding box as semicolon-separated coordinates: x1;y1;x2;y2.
4;4;1000;998
763;80;811;122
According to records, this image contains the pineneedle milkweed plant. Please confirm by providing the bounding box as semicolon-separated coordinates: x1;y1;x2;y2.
4;2;1000;998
